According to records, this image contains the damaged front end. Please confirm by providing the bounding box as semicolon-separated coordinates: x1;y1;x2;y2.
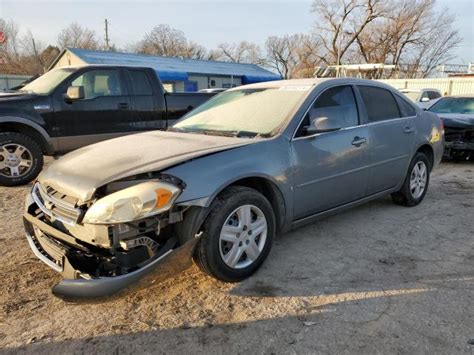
444;125;474;160
23;176;206;299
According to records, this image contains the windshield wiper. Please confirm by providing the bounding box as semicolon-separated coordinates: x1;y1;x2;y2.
168;127;267;138
234;130;267;138
198;129;237;137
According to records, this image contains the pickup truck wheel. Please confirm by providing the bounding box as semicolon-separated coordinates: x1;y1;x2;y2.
391;152;431;207
194;186;275;282
0;133;43;187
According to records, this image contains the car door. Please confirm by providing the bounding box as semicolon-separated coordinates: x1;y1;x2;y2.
52;68;132;152
291;85;371;220
356;85;416;195
125;69;167;132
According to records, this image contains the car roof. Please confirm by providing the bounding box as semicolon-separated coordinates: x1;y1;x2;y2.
228;77;394;91
400;88;440;93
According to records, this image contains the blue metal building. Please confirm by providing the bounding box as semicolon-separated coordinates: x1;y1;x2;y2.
49;48;281;92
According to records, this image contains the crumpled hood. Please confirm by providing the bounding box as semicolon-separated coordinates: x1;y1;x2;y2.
438;113;474;128
38;131;254;202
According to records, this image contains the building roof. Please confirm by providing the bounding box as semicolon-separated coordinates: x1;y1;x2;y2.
53;48;281;84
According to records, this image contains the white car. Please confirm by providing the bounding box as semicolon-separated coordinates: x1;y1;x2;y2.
399;88;442;109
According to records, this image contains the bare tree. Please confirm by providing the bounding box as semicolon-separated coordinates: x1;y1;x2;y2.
136;24;187;56
0;18;59;74
135;24;210;60
183;41;208;60
214;41;263;64
57;22;100;50
292;33;323;78
354;0;461;77
311;0;384;65
0;18;24;73
265;34;322;79
265;35;298;79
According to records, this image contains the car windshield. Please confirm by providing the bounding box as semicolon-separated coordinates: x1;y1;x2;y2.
19;68;75;95
401;91;419;101
428;97;474;114
172;87;311;137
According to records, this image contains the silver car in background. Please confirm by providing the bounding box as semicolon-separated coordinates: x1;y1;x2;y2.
399;88;443;109
23;78;444;298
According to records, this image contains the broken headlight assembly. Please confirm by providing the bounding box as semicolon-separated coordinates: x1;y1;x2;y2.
83;181;182;224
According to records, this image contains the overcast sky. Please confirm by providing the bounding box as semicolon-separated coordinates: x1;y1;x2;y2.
1;0;473;64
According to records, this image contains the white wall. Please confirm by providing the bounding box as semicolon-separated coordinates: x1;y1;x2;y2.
51;51;86;69
378;77;474;96
0;74;32;91
188;75;242;91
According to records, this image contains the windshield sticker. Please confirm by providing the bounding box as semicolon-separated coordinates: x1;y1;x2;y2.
278;86;312;91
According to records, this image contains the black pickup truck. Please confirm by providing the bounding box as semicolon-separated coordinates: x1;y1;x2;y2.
0;65;214;186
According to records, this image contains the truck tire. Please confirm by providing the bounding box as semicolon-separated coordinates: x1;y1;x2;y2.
0;132;44;186
391;152;431;207
194;186;275;282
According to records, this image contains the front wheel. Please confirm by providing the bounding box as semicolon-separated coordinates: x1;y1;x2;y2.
391;152;431;207
194;186;275;282
0;133;44;187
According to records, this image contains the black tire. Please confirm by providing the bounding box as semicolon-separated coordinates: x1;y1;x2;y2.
194;186;275;282
0;132;43;187
391;152;431;207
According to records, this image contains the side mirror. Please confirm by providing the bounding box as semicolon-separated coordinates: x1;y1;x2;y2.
420;97;430;102
65;86;84;101
306;116;342;135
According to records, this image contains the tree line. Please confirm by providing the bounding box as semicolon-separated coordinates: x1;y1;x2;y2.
0;0;461;79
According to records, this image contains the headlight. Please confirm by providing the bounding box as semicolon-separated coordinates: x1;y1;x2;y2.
83;181;181;224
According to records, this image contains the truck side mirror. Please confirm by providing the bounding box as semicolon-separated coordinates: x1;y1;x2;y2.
65;86;85;101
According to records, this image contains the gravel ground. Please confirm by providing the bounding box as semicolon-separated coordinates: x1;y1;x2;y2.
0;159;473;354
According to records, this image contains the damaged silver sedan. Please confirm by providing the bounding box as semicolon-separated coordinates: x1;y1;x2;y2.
23;78;444;298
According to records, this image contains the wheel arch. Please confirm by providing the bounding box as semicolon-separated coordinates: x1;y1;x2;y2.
415;144;434;170
214;176;287;234
0;117;54;154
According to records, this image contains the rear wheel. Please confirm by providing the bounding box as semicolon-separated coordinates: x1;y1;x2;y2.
0;133;43;186
194;186;275;282
391;152;430;207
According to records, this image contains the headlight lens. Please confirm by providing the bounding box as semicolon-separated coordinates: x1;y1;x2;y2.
83;181;181;224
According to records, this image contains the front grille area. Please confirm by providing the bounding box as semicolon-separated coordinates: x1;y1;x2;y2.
445;127;474;143
24;218;66;268
33;183;83;224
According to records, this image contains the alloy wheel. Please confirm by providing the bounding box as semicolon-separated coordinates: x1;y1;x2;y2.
410;161;427;199
0;143;33;178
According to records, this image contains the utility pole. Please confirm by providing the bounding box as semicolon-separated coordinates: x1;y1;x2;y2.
104;18;110;50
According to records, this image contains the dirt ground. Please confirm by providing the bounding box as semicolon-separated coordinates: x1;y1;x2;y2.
0;159;473;354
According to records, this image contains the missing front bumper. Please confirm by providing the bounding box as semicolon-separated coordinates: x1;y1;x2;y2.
51;238;198;299
23;212;199;299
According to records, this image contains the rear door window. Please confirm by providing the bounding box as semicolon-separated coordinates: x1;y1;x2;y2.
358;86;401;122
395;95;416;117
128;70;153;95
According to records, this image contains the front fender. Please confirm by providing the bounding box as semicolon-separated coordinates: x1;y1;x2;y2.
164;138;293;229
0;115;56;154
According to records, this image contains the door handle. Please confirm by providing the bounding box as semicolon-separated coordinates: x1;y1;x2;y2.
404;126;415;133
118;103;129;110
351;136;366;147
